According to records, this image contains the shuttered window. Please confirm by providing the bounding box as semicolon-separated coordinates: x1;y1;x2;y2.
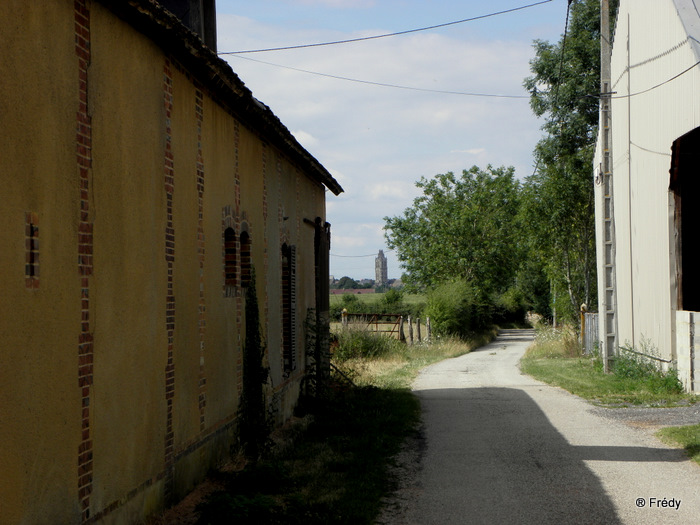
282;244;297;373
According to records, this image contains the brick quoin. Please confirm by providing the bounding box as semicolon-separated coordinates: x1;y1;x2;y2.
195;87;207;431
75;1;94;523
163;58;176;503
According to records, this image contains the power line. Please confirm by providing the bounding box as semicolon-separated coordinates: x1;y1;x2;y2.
226;54;529;98
218;0;553;55
331;250;395;258
610;59;700;99
531;0;573;177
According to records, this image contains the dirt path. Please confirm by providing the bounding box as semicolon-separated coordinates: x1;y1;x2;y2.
380;329;700;524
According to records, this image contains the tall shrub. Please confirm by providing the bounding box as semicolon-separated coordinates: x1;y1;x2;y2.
425;279;489;338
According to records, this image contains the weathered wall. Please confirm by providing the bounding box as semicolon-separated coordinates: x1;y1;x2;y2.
596;0;700;369
0;0;333;522
675;311;700;392
0;2;81;523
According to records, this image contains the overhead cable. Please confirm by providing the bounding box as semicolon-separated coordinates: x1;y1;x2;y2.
227;54;529;98
531;0;573;176
610;59;700;99
331;250;394;258
218;0;553;55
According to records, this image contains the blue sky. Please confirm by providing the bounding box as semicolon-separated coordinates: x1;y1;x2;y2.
216;0;570;280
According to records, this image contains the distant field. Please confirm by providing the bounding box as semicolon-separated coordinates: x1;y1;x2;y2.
329;291;426;306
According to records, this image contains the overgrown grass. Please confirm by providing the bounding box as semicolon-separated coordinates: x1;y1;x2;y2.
521;325;697;407
196;386;419;524
195;327;493;524
657;424;700;465
333;326;496;389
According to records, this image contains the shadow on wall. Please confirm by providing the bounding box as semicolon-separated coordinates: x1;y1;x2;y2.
406;386;688;524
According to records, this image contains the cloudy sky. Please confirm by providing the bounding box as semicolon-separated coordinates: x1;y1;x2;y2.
216;0;569;280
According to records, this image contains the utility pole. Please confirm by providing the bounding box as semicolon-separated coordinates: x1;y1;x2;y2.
600;0;617;373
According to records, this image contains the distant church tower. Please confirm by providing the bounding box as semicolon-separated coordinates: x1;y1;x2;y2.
375;250;388;287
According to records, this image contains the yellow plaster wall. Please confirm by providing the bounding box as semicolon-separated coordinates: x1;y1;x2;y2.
0;2;81;523
1;1;331;522
200;100;241;427
88;3;167;512
170;68;205;453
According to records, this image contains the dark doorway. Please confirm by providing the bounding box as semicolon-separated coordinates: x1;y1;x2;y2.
670;126;700;311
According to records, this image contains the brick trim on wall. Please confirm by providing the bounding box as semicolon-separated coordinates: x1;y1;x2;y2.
75;1;94;522
195;86;207;432
163;57;176;502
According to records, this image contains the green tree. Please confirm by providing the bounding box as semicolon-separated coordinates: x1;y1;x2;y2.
383;165;522;295
521;0;616;322
335;276;359;290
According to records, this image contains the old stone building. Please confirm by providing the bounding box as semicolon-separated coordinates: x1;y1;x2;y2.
375;249;388;287
0;1;341;523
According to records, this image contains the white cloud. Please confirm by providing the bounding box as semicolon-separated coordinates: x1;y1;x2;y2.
291;129;319;148
451;148;485;155
216;3;565;278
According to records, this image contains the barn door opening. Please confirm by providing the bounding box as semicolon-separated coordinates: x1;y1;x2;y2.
670;126;700;311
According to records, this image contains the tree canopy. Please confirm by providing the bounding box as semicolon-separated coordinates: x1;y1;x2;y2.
384;165;522;295
382;1;612;327
519;0;615;321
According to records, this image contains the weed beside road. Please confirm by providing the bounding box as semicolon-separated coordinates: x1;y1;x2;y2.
194;329;493;524
657;424;700;465
521;326;693;407
521;325;700;466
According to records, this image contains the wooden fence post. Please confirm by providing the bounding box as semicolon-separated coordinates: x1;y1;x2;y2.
408;315;414;345
416;317;422;342
426;317;431;342
399;316;405;342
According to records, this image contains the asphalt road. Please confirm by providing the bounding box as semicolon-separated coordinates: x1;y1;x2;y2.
384;329;700;524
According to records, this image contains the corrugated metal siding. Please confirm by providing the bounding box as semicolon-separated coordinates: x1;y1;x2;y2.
598;0;700;361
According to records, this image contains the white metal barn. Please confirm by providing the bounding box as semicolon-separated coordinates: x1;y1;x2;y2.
594;0;700;391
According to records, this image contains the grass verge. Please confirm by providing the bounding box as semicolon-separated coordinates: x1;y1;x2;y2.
656;424;700;465
195;328;494;524
520;326;697;407
333;327;496;389
196;386;420;525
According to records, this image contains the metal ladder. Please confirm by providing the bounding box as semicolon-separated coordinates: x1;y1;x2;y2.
600;0;617;372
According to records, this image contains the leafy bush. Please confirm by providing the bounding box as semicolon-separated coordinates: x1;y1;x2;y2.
492;287;528;326
380;289;403;308
333;327;405;361
613;347;683;395
424;279;490;339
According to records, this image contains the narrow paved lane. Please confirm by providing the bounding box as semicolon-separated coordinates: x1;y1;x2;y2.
387;329;700;524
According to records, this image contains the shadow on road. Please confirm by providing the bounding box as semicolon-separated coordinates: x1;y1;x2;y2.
408;387;626;524
470;329;536;350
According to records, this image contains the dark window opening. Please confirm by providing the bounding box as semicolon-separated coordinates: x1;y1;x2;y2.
240;231;251;288
282;244;297;374
670;126;700;311
25;212;39;288
224;227;236;290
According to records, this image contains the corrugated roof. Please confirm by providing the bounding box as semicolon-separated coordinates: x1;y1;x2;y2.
98;0;343;195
